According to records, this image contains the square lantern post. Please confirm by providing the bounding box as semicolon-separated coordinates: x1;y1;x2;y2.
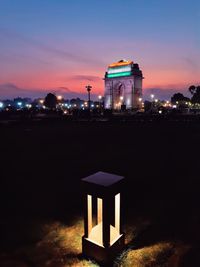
82;171;125;264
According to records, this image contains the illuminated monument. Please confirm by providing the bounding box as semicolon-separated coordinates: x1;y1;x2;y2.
104;59;143;109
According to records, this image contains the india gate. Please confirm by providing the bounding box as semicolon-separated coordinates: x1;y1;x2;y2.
104;59;143;110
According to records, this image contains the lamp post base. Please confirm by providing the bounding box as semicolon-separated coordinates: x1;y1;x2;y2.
82;234;125;265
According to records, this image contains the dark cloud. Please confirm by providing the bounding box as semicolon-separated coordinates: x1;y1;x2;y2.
0;83;45;98
69;75;102;82
183;57;199;73
0;83;98;100
0;83;189;101
0;27;102;66
57;87;72;93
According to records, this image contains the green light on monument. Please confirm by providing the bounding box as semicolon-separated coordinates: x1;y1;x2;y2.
107;71;132;78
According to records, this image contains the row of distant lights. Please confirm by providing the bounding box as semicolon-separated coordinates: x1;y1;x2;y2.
0;101;98;109
0;101;30;108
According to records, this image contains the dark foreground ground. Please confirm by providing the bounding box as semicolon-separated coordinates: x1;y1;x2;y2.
0;119;200;266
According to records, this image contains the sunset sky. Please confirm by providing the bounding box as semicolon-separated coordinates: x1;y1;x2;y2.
0;0;200;99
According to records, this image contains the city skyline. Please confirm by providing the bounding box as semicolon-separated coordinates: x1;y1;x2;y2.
0;0;200;99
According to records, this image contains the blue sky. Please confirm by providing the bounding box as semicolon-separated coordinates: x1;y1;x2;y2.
0;0;199;99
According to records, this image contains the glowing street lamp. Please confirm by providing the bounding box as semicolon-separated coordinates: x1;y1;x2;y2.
119;96;124;109
17;102;22;107
98;95;102;111
26;104;32;108
150;94;154;100
57;95;63;101
0;102;3;108
82;172;125;265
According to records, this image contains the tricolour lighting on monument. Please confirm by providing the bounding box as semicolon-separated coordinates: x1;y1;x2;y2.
108;66;132;74
106;60;133;78
82;171;125;265
107;71;132;78
109;60;133;68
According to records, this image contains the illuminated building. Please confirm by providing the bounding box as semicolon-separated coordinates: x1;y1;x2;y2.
104;59;143;109
82;171;125;265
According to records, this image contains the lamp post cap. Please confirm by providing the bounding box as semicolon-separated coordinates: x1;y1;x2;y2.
82;171;124;187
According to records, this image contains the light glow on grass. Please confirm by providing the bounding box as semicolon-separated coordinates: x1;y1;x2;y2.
118;242;174;267
0;217;190;267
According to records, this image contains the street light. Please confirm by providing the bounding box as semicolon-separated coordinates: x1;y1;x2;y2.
120;96;124;109
98;95;102;112
150;95;154;110
82;171;125;265
86;85;92;111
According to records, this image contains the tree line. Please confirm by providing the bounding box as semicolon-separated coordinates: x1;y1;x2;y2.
171;85;200;105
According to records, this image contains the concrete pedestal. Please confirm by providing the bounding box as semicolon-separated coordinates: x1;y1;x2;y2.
82;234;125;265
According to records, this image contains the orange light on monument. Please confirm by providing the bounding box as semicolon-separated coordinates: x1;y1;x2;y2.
82;172;125;265
109;60;133;68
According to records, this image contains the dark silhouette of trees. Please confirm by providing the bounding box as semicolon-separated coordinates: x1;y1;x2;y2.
171;93;190;104
189;85;196;95
44;93;57;109
189;85;200;104
144;101;152;112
